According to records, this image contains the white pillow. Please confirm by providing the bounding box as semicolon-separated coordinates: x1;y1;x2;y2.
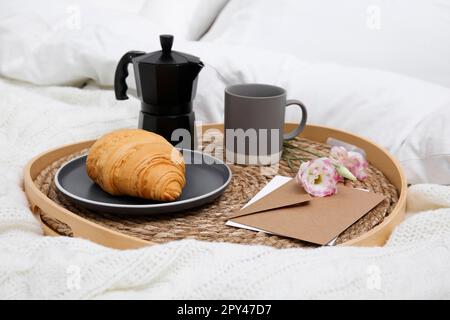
397;106;450;185
0;0;228;85
202;0;450;88
0;0;163;85
140;0;229;40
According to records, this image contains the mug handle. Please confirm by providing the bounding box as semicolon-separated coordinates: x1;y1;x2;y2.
283;99;308;140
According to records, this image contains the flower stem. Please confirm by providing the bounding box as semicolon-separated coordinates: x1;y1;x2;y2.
282;155;309;171
282;141;327;172
283;141;325;158
297;147;324;158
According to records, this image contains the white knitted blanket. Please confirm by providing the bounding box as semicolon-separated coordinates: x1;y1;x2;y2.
1;77;450;299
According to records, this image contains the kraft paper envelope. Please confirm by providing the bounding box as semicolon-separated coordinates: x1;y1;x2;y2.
235;178;312;213
229;179;385;245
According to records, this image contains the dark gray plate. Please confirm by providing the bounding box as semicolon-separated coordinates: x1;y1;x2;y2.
54;150;232;215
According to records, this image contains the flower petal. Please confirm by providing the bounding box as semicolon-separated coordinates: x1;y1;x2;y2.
330;146;368;181
296;157;339;197
347;151;368;180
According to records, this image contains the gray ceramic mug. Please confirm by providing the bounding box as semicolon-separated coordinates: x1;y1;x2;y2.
224;83;307;165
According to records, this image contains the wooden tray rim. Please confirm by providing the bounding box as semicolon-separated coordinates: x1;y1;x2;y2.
23;123;407;249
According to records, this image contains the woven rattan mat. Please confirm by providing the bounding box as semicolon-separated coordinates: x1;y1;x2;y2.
34;136;398;248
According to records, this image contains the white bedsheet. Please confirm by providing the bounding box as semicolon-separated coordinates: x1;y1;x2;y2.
0;77;450;299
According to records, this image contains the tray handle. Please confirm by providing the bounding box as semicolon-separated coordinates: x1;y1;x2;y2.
30;201;81;236
29;204;70;237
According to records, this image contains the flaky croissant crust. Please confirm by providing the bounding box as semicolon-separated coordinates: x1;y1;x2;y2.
86;129;185;201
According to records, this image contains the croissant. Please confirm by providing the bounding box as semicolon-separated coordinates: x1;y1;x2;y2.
86;129;186;201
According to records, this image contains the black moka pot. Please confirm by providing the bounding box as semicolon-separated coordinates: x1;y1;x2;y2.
114;34;204;148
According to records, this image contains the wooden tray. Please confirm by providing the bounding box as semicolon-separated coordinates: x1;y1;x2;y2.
23;123;407;249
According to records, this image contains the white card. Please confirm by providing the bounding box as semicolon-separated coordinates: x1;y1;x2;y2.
225;176;291;233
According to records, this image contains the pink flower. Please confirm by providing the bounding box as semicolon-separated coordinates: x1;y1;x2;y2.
347;151;368;180
296;157;340;197
329;146;348;164
330;146;368;181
